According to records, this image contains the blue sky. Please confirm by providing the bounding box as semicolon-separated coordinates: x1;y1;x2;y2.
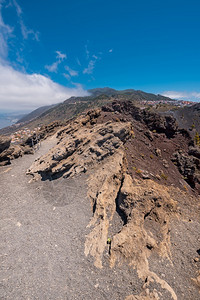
0;0;200;112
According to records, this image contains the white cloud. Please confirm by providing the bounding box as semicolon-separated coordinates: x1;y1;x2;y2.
162;91;200;101
45;61;60;73
82;47;101;75
45;50;67;73
63;73;71;80
83;60;96;75
85;45;89;59
76;58;81;66
56;50;67;61
0;3;88;113
12;0;39;41
13;0;22;16
20;19;39;41
191;92;200;99
109;49;113;53
65;65;78;76
162;91;188;99
0;3;13;58
0;62;89;111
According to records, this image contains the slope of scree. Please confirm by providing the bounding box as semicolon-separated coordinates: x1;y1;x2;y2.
27;101;200;299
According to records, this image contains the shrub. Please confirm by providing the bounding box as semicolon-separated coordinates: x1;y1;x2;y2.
130;130;135;138
194;132;200;147
160;172;168;180
136;169;142;174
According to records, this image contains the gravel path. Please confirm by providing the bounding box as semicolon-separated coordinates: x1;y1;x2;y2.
0;136;138;300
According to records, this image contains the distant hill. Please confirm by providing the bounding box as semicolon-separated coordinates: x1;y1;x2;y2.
88;87;174;102
17;104;57;124
88;87;118;97
0;87;176;135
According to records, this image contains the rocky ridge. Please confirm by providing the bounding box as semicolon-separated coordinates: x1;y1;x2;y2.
0;121;63;166
26;102;200;299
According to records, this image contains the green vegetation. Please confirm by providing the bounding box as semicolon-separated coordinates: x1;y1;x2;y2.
160;172;168;180
194;132;200;147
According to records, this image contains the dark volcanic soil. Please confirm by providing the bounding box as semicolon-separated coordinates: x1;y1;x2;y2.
97;101;199;195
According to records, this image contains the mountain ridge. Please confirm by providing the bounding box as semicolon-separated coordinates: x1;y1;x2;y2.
0;87;176;135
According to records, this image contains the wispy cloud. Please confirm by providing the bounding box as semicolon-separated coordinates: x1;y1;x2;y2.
0;3;13;58
45;61;60;73
0;3;88;112
20;20;39;41
0;62;89;111
76;58;81;66
190;92;200;99
82;44;101;75
45;50;67;73
83;60;96;74
56;50;67;60
162;91;188;99
12;0;39;41
109;49;113;53
13;0;22;16
65;65;78;76
162;90;200;101
63;73;71;80
85;45;89;60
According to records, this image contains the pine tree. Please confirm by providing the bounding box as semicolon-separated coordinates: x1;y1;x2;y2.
194;132;200;147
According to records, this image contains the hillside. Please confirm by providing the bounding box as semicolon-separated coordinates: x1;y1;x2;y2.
1;100;200;299
173;102;200;134
16;104;57;124
0;88;175;135
88;87;174;103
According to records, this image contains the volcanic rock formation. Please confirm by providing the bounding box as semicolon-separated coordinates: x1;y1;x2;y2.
26;102;200;299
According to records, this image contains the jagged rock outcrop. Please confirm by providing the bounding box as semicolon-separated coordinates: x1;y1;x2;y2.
27;114;131;180
0;135;12;166
0;133;37;166
109;101;178;137
172;149;200;192
25;103;200;299
0;135;11;152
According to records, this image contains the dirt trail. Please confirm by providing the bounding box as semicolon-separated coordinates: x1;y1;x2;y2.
0;135;139;300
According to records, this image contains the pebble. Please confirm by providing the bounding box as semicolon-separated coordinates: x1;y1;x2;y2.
194;257;199;262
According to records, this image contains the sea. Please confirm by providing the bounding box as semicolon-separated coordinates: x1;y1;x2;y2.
0;113;25;130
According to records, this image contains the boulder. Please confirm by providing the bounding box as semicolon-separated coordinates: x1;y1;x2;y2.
0;135;11;153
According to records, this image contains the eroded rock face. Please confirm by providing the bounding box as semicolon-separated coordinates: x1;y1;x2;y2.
25;104;200;299
0;134;35;166
109;101;178;137
172;150;200;191
0;136;11;152
0;135;12;165
27;116;131;180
